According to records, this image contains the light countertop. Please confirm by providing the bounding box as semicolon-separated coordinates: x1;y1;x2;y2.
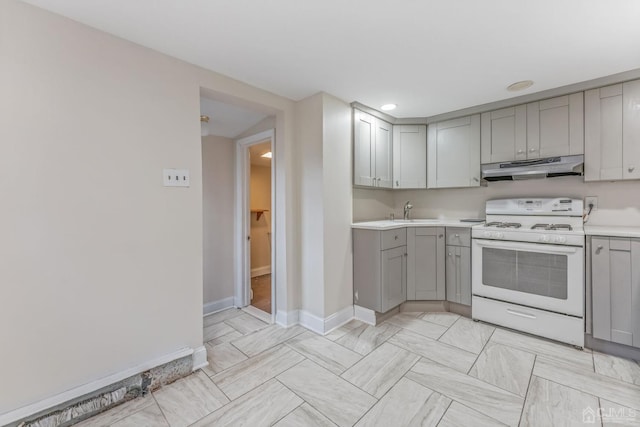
584;225;640;238
352;219;484;230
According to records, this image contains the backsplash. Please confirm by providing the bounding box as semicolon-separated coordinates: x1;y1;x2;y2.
353;176;640;226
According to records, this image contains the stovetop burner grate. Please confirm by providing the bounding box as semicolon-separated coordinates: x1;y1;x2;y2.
531;223;573;231
485;222;522;229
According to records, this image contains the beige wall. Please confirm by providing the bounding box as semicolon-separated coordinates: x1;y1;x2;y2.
0;0;295;417
354;176;640;225
295;93;325;317
295;93;353;319
250;165;272;272
202;135;235;308
353;188;395;221
322;94;354;317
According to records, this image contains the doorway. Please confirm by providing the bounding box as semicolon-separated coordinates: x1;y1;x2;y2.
235;130;275;323
248;141;272;314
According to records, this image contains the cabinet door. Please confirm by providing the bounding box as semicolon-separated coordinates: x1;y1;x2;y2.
407;228;445;300
393;125;427;189
427;114;481;188
632;240;640;348
446;245;471;305
480;105;527;163
592;237;635;346
446;246;458;303
375;119;393;188
623;80;640;180
585;85;623;181
354;110;376;186
458;246;471;306
381;245;406;312
592;237;612;341
526;93;584;159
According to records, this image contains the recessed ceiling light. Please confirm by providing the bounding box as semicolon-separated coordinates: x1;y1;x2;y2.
261;152;272;159
507;80;534;92
380;104;397;111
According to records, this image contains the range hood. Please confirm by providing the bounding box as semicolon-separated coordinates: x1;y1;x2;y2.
481;155;584;181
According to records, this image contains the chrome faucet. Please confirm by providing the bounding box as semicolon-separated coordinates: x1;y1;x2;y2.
403;201;413;220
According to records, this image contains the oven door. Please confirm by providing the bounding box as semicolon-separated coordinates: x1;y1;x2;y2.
472;238;584;317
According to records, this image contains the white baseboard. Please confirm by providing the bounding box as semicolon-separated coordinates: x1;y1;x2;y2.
192;346;208;371
275;309;299;328
250;266;271;278
354;305;376;325
0;347;194;427
203;297;235;316
298;310;325;335
277;306;355;334
324;306;354;334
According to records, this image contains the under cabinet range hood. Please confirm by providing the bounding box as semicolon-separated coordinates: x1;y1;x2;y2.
481;155;584;181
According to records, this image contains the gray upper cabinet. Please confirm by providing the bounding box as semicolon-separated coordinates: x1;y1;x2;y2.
445;228;471;306
393;125;427;189
526;93;584;159
480;93;583;164
591;236;640;348
354;110;393;188
407;227;445;300
585;79;640;181
481;105;527;163
353;228;406;312
427;114;481;188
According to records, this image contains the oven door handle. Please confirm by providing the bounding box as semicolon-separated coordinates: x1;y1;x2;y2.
473;238;579;255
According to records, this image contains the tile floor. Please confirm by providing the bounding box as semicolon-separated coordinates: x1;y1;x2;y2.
251;274;271;314
78;309;640;427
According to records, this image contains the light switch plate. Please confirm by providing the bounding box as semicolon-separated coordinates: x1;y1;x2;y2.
163;169;190;187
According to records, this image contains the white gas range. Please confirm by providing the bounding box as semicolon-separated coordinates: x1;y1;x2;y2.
472;198;585;347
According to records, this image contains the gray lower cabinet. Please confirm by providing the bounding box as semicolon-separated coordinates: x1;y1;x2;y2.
591;236;640;348
407;227;445;300
353;228;407;312
445;228;471;306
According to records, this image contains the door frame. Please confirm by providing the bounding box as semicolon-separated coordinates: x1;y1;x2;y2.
234;129;276;322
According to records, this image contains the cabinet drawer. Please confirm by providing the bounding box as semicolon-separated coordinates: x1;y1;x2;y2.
446;228;470;247
381;229;407;250
610;238;631;251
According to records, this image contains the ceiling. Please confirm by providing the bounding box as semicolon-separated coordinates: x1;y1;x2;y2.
23;0;640;118
249;142;272;167
200;97;268;139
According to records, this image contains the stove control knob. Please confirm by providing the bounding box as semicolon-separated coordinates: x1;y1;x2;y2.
539;235;550;243
497;232;504;239
557;236;567;244
484;231;491;238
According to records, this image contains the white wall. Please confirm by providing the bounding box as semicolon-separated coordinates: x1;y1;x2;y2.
0;0;295;417
202;135;235;308
250;165;272;273
295;93;325;318
237;116;276;139
321;93;353;317
354;176;640;225
295;93;353;320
